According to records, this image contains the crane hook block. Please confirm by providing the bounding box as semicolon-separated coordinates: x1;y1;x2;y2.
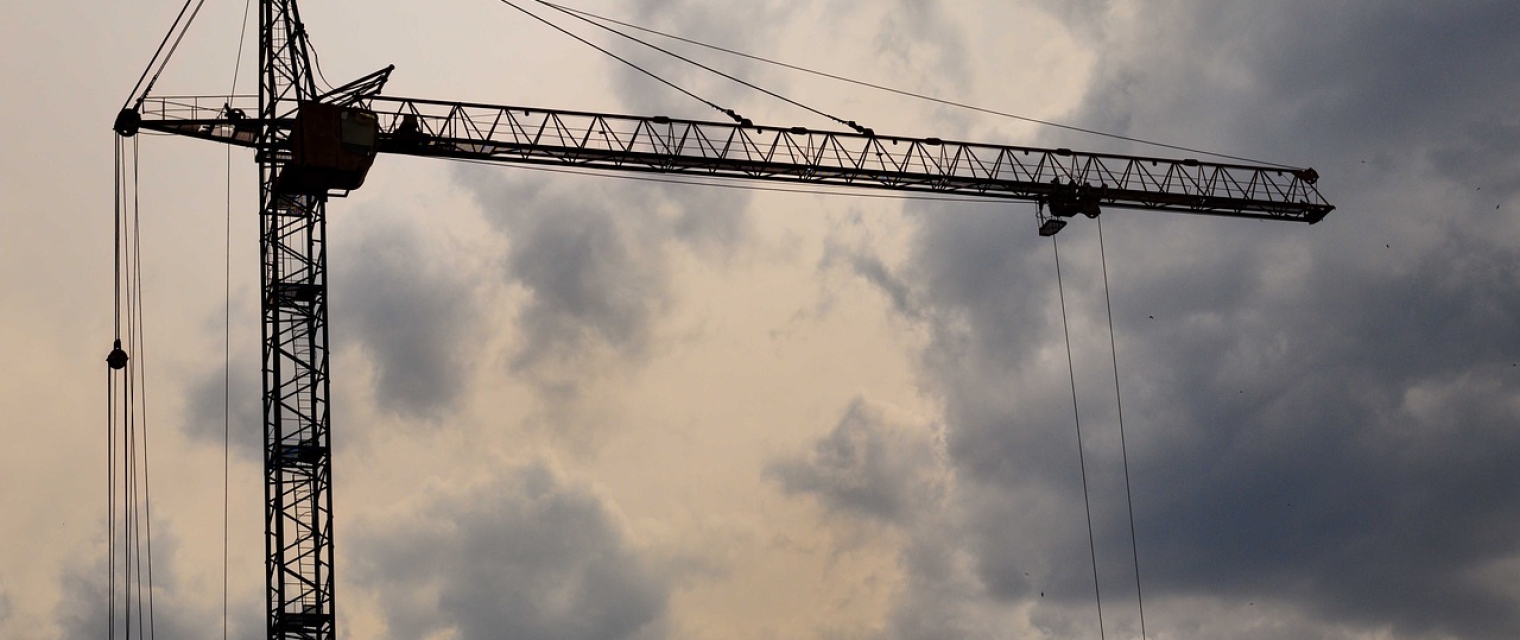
276;101;380;196
107;339;129;370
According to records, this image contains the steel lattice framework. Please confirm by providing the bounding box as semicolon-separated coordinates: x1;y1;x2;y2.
118;2;1334;639
259;1;335;638
137;94;1333;223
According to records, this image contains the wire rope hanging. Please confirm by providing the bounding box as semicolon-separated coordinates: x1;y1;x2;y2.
107;133;159;640
1096;217;1148;640
1052;234;1108;640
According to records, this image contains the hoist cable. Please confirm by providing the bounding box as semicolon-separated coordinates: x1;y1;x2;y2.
132;135;160;640
124;362;133;639
129;370;142;639
532;0;872;134
114;137;123;338
1052;235;1107;640
496;0;746;126
108;132;158;640
107;366;116;640
543;1;1295;168
124;152;136;637
128;141;142;639
222;4;251;637
128;0;210;111
1097;217;1147;640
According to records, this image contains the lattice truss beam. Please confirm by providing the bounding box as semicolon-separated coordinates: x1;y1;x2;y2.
136;94;1333;222
259;1;334;638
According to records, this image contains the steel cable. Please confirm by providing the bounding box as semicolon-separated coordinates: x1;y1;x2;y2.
1096;217;1147;640
544;1;1296;168
1053;235;1107;640
497;0;743;124
127;0;210;111
222;3;252;637
531;0;873;134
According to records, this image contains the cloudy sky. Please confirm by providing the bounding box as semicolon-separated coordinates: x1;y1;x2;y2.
3;1;1519;639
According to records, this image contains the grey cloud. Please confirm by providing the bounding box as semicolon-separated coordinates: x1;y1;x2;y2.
1251;1;1520;163
822;240;924;321
616;2;799;120
768;397;943;525
182;351;262;460
771;396;1007;640
1428;117;1520;204
868;0;971;95
454;166;747;381
186;207;487;432
1042;0;1520;171
53;529;245;640
330;209;484;419
872;1;1520;638
351;462;669;640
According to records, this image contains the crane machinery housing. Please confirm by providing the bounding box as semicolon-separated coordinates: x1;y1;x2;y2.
110;1;1333;638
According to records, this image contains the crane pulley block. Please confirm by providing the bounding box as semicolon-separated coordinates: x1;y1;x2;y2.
1047;182;1104;219
276;101;380;196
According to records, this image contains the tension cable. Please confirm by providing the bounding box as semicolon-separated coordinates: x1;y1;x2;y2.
545;1;1293;167
123;0;209;111
531;0;875;136
1052;235;1107;640
497;0;754;127
1096;217;1147;640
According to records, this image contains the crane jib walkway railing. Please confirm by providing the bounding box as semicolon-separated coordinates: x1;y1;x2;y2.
131;94;1333;223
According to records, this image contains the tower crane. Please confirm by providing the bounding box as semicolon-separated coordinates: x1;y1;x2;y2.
110;1;1333;638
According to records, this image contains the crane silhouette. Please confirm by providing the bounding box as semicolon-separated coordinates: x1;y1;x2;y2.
111;1;1332;638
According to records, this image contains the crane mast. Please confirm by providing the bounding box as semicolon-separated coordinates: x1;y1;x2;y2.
258;1;335;637
112;1;1332;638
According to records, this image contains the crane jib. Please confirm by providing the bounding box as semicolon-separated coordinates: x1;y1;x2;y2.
127;95;1333;224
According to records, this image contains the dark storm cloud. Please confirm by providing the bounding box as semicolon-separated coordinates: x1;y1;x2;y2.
330;210;485;419
1103;232;1520;637
454;166;746;383
894;203;1144;614
1245;1;1520;163
1039;0;1520;170
865;1;1520;639
351;462;669;640
769;396;1001;640
768;397;943;525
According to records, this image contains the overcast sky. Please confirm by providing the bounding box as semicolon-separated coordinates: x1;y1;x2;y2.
3;1;1519;639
